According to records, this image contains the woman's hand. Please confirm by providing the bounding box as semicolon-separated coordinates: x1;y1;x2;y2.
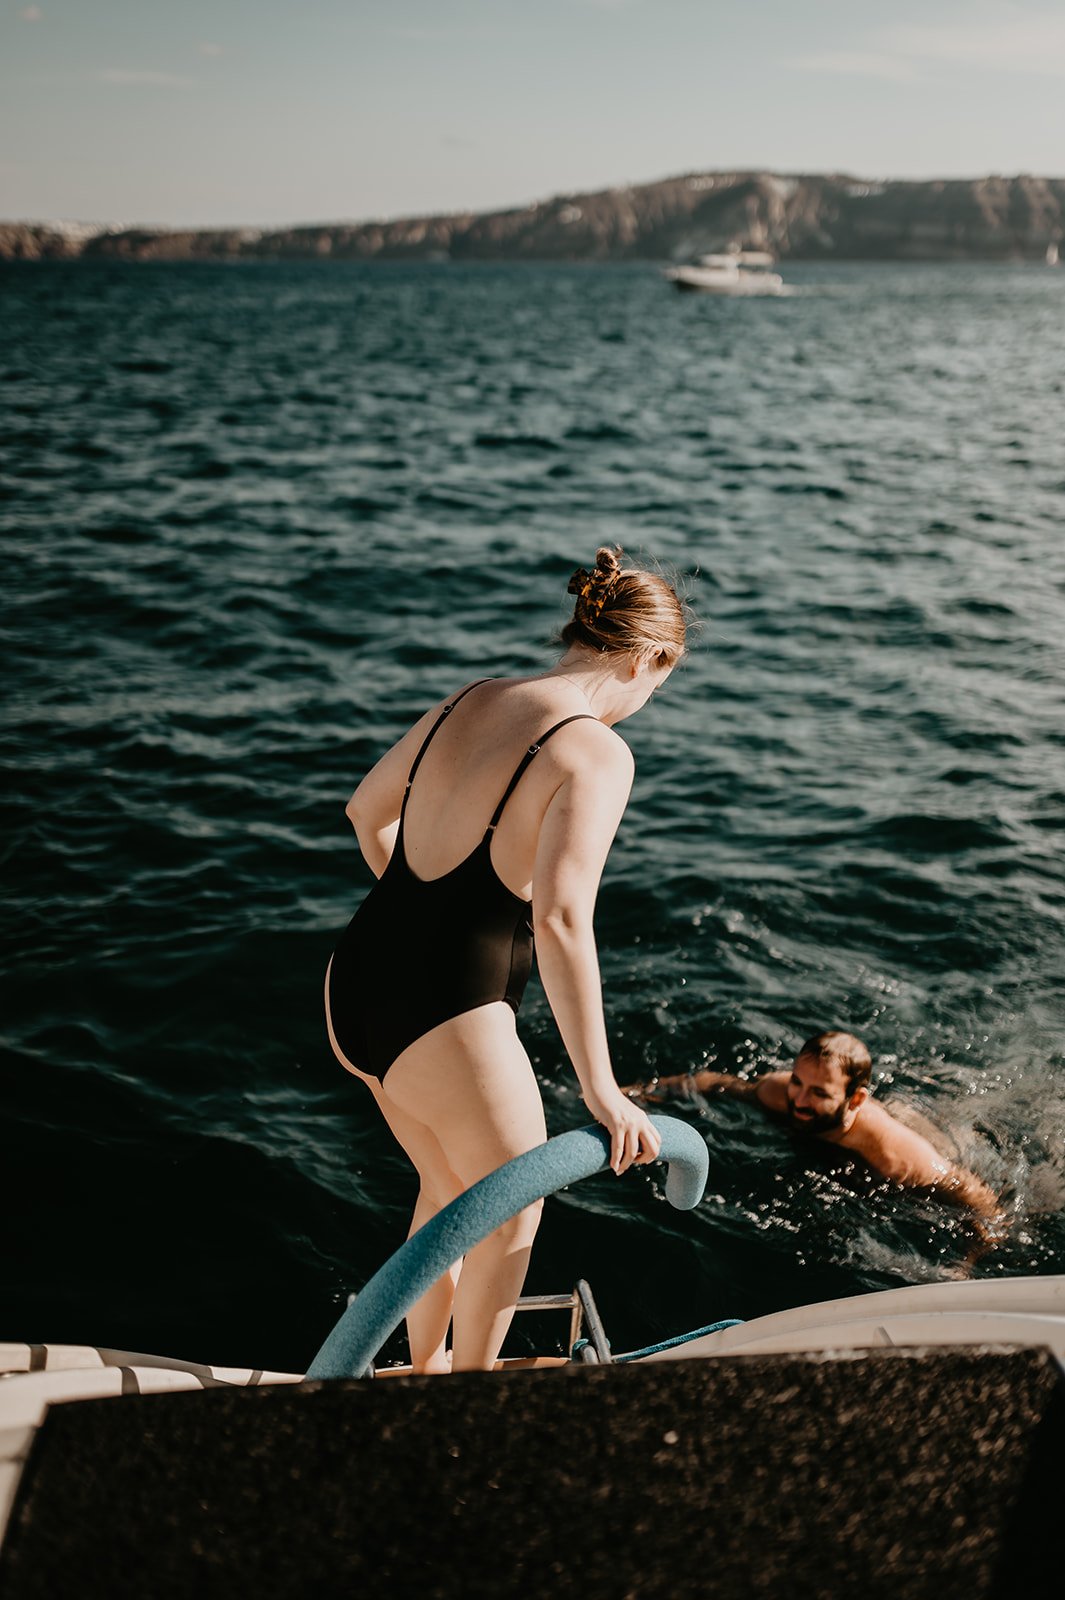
583;1084;663;1175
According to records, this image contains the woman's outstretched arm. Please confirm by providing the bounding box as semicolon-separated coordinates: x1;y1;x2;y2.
532;726;661;1174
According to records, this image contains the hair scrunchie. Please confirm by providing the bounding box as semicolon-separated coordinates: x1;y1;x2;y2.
567;563;619;625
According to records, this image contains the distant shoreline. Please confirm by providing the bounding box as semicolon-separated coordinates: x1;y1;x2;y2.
3;169;1064;264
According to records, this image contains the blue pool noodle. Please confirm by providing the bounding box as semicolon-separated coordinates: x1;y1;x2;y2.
306;1116;708;1380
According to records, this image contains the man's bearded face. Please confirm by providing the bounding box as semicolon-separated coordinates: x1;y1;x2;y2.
786;1055;853;1135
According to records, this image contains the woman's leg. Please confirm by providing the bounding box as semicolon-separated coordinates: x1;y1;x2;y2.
325;957;463;1373
383;1004;547;1372
403;1191;461;1372
364;1079;464;1373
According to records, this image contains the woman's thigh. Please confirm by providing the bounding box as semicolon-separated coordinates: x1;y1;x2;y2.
367;1075;464;1211
382;1003;548;1189
326;955;462;1205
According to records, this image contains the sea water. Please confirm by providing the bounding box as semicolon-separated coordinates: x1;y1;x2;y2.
2;259;1063;1370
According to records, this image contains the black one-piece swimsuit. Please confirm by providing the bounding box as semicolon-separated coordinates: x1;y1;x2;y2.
327;682;594;1081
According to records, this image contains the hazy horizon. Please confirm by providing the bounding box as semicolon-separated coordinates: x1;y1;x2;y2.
8;163;1065;235
3;0;1065;229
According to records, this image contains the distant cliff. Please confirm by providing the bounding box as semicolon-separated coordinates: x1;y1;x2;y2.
3;171;1064;264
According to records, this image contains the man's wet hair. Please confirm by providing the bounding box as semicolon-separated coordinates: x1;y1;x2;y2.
796;1031;872;1097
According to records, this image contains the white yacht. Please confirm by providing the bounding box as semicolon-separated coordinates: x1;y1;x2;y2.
664;249;786;296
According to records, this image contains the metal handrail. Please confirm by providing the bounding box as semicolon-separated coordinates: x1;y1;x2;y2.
512;1290;586;1360
306;1116;708;1380
575;1279;612;1363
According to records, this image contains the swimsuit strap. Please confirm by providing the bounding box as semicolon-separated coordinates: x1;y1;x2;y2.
486;714;598;834
401;680;488;820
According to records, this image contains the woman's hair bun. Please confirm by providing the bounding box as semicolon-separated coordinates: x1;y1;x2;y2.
567;548;623;623
562;544;687;668
567;545;623;600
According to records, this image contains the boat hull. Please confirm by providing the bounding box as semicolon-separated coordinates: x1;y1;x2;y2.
665;266;786;295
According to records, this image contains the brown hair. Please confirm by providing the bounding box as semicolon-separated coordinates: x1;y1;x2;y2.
562;546;687;669
796;1030;873;1097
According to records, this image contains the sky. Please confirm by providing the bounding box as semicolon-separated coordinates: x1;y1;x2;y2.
2;0;1064;228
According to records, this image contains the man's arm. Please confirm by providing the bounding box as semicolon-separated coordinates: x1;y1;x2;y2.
865;1114;1006;1251
624;1069;788;1108
932;1163;1007;1254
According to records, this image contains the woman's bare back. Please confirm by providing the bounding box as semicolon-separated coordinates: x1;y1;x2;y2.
400;677;620;897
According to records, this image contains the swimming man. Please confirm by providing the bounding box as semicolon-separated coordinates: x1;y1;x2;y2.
625;1030;1003;1244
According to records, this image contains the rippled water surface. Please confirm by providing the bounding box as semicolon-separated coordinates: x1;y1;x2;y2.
2;260;1064;1370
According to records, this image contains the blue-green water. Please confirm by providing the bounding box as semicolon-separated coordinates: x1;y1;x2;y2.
2;260;1064;1372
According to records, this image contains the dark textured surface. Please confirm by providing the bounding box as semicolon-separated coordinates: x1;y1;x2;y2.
2;1349;1062;1599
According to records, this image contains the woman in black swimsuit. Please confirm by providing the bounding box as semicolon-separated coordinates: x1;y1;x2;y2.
325;547;687;1372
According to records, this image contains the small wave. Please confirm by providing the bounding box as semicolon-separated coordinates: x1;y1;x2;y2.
65;436;118;461
947;596;1016;619
938;766;991;787
413;487;488;510
564;422;636;443
289;387;340;406
182;455;233;479
334;493;395;516
473;431;562;452
859;812;1008;856
80;520;153;544
771;481;848;500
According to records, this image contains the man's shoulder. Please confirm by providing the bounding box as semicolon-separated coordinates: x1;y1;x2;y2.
850;1101;951;1184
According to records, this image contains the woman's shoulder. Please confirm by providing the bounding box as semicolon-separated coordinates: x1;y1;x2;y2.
447;676;632;769
543;714;634;785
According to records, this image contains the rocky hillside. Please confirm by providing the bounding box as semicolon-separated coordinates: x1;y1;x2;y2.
3;171;1064;263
